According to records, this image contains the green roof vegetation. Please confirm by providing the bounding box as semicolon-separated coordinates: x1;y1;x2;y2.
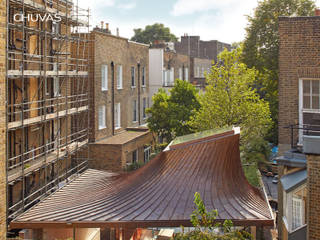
171;127;233;146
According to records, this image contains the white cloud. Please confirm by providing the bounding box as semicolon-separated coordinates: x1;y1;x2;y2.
170;0;257;43
117;2;136;10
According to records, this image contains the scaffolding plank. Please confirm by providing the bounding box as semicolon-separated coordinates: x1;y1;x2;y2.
8;105;88;129
8;139;88;183
7;70;88;77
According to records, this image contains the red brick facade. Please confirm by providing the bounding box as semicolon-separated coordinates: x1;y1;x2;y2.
279;16;320;152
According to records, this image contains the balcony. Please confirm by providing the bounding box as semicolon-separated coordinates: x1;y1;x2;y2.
277;124;320;167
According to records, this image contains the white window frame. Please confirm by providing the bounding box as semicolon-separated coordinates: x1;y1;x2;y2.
299;78;320;144
185;67;189;81
170;67;174;85
114;103;121;129
98;105;106;130
144;146;151;163
179;68;183;80
292;197;303;230
117;65;123;89
133;100;137;122
131;67;136;88
101;65;108;91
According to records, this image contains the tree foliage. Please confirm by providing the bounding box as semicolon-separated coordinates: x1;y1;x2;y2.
146;79;200;143
131;23;178;44
173;192;251;240
242;0;316;143
189;47;272;163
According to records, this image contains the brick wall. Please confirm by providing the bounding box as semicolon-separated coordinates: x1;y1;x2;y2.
90;31;150;142
174;36;231;62
163;51;190;82
0;0;6;236
307;154;320;240
278;16;320;150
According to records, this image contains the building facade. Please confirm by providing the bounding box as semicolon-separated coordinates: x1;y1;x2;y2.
3;0;90;237
0;0;6;237
149;47;191;99
174;35;231;63
88;26;153;173
277;15;320;240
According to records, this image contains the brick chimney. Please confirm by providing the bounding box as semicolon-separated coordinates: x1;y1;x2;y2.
315;8;320;16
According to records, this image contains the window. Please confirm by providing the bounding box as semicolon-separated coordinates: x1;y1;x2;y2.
303;79;320;110
142;67;146;86
170;68;174;85
114;103;121;129
179;68;183;80
52;21;60;34
53;78;60;96
133;100;137;122
53;63;60;96
292;197;303;230
117;65;123;89
143;97;147;119
144;146;151;163
132;150;138;164
101;65;108;91
201;67;205;77
131;67;135;87
98;105;106;129
185;68;189;81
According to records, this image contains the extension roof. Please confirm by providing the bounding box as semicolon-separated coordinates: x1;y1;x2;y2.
11;129;273;229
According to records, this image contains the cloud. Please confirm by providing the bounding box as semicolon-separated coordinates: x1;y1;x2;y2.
117;2;136;10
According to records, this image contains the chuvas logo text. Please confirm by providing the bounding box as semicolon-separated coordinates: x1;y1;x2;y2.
14;13;62;22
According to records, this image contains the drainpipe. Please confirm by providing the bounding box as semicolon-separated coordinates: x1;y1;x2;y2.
137;62;141;126
111;61;115;135
182;64;185;81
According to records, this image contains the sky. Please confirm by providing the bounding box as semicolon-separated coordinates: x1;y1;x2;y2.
77;0;320;44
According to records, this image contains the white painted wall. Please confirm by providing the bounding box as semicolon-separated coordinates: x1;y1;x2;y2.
149;49;164;105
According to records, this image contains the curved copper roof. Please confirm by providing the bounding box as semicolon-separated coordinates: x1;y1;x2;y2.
11;130;273;229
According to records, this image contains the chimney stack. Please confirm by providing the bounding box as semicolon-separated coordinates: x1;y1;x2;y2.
315;8;320;16
101;21;104;29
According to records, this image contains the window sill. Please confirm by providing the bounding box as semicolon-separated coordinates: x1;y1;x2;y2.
115;127;121;130
98;126;106;130
101;89;108;92
142;85;146;88
132;121;138;123
117;87;123;90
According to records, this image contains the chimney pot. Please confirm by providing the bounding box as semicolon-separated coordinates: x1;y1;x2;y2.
116;28;119;36
101;21;104;29
106;23;109;31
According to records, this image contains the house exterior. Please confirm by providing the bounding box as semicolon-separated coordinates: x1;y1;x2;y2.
190;57;212;89
174;35;231;63
149;47;191;99
2;0;90;237
277;15;320;240
87;25;153;173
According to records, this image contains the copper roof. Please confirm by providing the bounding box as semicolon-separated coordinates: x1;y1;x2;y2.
11;130;273;229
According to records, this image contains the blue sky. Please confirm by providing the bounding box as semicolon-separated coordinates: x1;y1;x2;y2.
78;0;320;44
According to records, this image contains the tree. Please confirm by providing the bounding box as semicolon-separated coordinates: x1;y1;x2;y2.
173;192;251;240
189;47;272;163
242;0;315;143
146;79;200;143
131;23;178;44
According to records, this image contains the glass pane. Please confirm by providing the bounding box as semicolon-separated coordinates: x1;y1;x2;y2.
303;80;310;94
304;96;310;109
312;96;319;109
312;80;319;94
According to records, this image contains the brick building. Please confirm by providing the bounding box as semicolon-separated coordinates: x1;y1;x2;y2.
277;15;320;240
149;46;191;99
87;25;153;172
190;57;212;89
0;0;6;237
174;35;231;63
1;0;90;237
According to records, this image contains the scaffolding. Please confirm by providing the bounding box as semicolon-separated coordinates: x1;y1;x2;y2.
5;0;90;223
